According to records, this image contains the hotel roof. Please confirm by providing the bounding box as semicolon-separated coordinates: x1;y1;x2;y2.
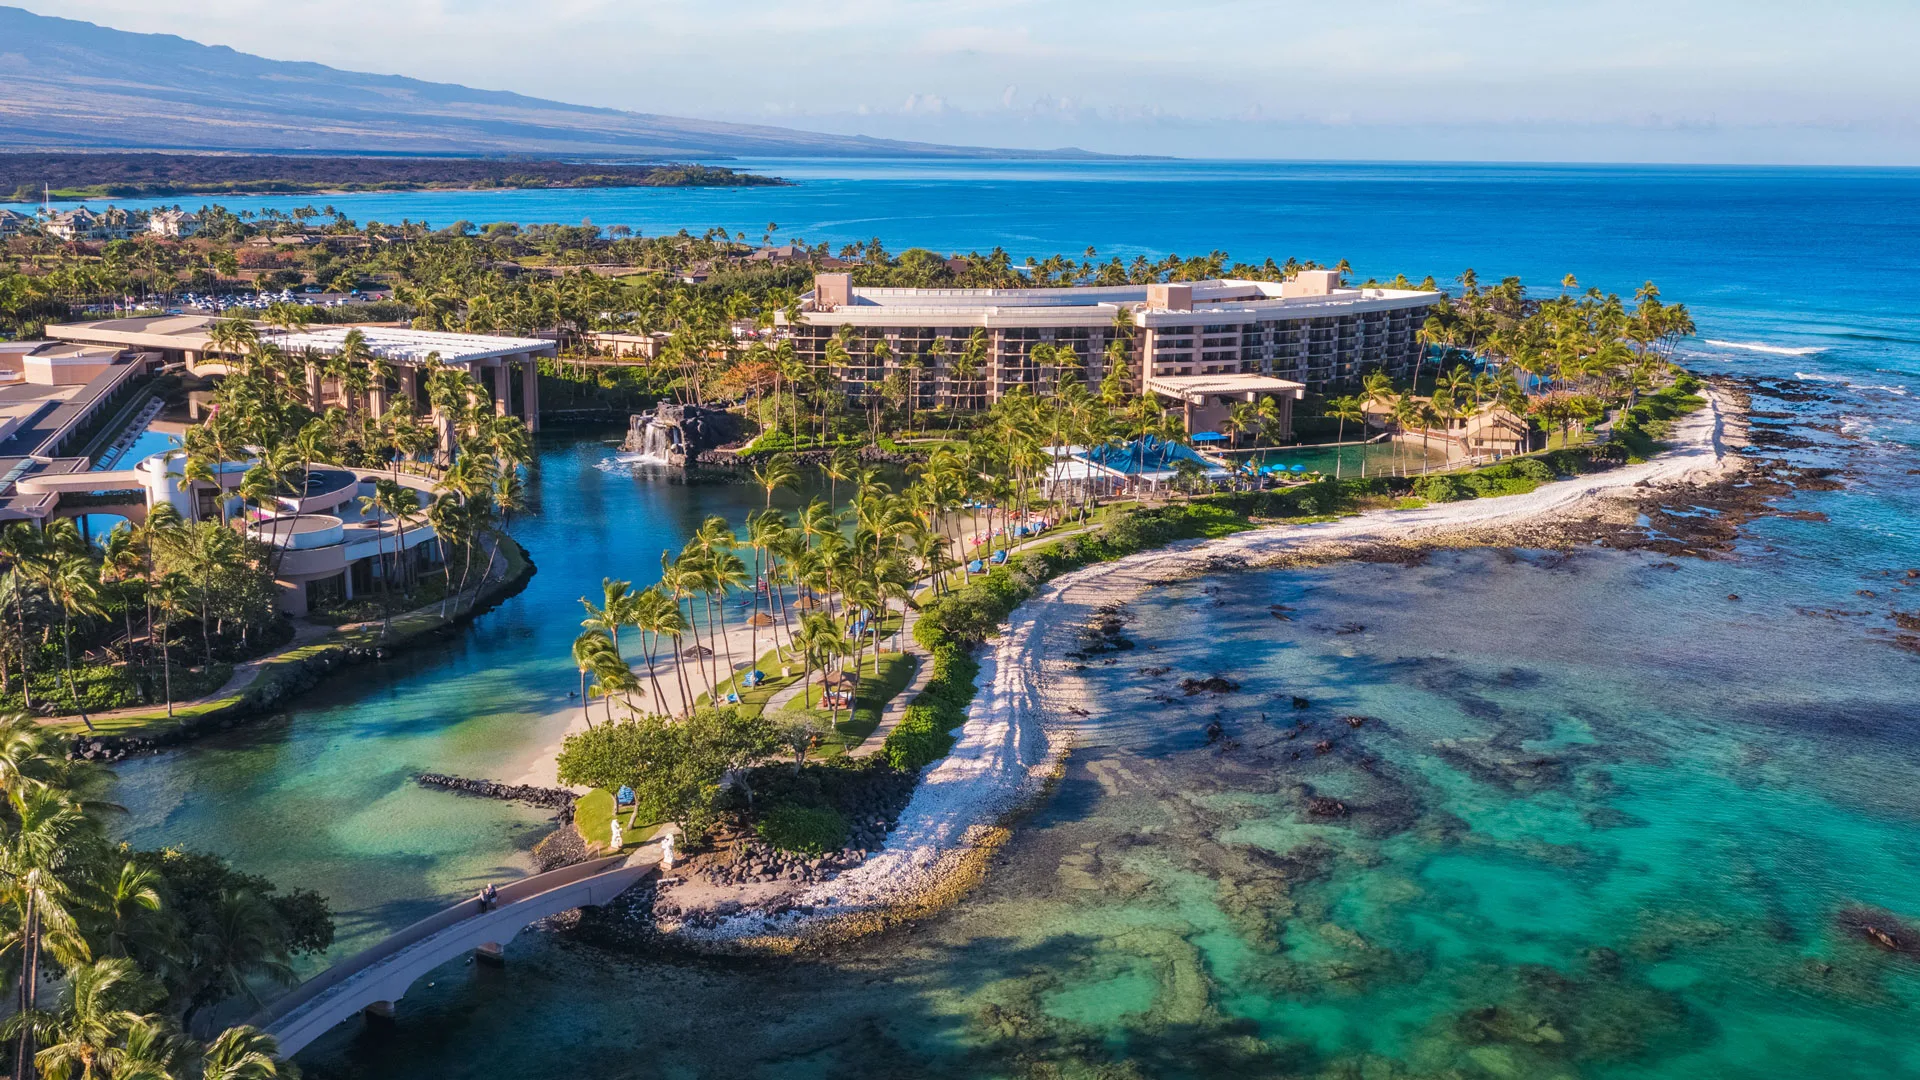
787;278;1440;328
267;327;555;366
46;316;554;366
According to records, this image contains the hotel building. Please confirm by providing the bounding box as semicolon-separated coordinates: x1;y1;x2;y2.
777;271;1439;436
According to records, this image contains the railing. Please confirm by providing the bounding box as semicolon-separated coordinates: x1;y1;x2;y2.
249;854;634;1033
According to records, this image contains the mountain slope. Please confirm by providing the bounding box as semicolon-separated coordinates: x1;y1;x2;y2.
0;6;1088;158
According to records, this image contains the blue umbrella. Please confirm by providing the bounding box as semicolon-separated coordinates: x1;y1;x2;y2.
1291;463;1307;472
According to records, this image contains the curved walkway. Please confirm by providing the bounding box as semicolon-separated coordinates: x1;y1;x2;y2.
253;848;659;1058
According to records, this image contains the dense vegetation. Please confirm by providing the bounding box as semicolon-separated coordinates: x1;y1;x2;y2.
0;713;322;1077
2;154;781;202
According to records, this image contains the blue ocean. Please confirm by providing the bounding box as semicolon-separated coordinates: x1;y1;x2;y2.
88;161;1920;1078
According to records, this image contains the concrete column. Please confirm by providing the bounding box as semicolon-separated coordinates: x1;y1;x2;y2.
369;383;388;418
490;363;509;417
521;355;541;432
400;366;420;410
305;363;323;407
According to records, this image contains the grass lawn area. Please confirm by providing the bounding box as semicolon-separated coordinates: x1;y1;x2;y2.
573;787;665;853
697;642;803;718
781;649;918;757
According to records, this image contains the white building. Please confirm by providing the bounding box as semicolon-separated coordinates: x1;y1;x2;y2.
777;270;1440;436
147;210;201;238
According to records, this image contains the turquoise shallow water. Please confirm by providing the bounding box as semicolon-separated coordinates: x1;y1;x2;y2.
91;161;1920;1076
111;435;831;958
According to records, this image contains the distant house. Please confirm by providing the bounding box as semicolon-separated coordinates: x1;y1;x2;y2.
0;209;31;239
147;210;201;238
40;206;145;241
743;243;810;266
582;330;672;359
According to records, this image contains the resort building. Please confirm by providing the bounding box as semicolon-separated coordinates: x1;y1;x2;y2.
776;271;1439;436
0;209;31;239
44;316;556;434
2;449;443;616
1362;397;1533;459
146;210;201;238
40;206;144;242
0;339;158;458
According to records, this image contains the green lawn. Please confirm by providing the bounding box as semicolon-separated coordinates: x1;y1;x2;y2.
782;649;918;757
573;787;663;852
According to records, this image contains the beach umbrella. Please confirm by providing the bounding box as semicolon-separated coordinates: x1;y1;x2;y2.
681;644;713;658
1291;463;1307;472
747;611;777;627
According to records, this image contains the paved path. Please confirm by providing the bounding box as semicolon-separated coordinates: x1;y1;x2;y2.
254;847;660;1058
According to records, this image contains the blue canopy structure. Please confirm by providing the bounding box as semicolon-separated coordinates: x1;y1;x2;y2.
967;559;985;573
1190;432;1226;443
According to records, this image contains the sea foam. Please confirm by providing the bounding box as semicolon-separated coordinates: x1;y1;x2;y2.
1705;339;1823;356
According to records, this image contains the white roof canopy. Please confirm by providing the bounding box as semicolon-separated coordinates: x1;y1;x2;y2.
267;327;554;366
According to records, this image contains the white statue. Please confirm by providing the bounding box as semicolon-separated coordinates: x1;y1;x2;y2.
608;817;623;851
660;831;675;869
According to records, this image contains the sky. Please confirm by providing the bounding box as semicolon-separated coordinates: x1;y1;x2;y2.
25;0;1920;163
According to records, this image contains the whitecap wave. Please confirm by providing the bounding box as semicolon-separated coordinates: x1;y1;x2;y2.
1704;339;1822;356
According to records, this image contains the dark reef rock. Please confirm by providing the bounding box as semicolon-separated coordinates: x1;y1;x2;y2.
622;402;747;466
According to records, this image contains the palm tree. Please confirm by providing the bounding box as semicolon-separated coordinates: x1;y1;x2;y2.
2;782;102;1079
627;588;683;709
147;573;193;719
749;454;799;511
1326;395;1365;479
178;890;296;1030
571;630;615;727
42;553;104;730
6;956;156;1080
1;523;46;708
1388;395;1421;476
578;579;633;655
199;1025;295;1080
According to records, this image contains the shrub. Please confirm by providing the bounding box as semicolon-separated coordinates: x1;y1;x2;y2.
1511;458;1555;483
755;803;848;854
1412;474;1471;502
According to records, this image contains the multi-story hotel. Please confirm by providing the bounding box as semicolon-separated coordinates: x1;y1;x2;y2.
777;271;1439;436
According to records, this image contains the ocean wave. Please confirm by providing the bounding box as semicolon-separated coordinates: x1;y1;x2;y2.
1704;339;1823;357
1793;372;1909;396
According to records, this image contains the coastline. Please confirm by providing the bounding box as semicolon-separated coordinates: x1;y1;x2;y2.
670;384;1743;946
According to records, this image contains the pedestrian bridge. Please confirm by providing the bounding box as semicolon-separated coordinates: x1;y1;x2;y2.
252;849;659;1058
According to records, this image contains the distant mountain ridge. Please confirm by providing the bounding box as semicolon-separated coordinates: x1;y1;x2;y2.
0;6;1095;159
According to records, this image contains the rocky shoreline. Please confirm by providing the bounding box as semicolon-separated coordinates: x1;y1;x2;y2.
414;773;577;815
586;378;1750;952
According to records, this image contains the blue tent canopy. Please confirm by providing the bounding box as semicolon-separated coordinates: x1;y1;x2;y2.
1190;432;1226;443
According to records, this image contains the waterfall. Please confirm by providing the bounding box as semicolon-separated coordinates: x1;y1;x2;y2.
619;417;677;465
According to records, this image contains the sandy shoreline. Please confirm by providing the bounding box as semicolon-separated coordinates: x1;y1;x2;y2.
679;385;1741;942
